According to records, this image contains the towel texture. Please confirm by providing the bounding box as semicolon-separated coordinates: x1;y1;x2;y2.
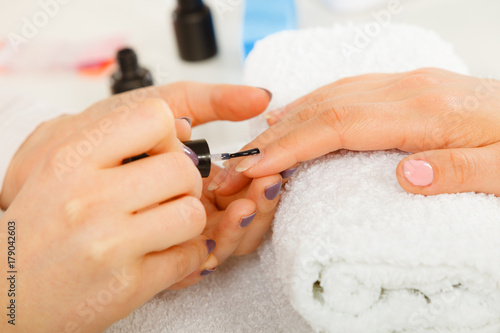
108;23;500;332
245;24;500;332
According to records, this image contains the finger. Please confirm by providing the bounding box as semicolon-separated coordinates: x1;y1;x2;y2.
228;101;409;179
168;253;219;290
175;117;192;142
159;82;272;126
205;198;256;263
90;83;272;127
62;98;182;168
396;143;500;196
106;152;202;212
128;196;206;254
233;175;282;255
266;73;406;125
217;91;411;196
141;236;215;295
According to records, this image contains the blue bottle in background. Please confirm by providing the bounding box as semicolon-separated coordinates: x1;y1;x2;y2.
242;0;297;59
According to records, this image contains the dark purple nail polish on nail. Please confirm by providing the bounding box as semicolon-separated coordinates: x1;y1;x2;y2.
239;211;257;228
265;180;282;200
280;167;298;179
183;145;199;166
177;116;192;126
258;87;273;100
200;268;217;276
205;239;216;254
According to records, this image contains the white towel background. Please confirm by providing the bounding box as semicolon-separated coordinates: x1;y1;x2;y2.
108;23;500;333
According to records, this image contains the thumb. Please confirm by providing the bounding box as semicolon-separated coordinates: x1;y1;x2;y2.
396;143;500;196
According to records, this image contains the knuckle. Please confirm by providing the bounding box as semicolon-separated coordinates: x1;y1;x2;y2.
397;69;441;89
169;152;200;189
413;92;456;111
136;98;174;131
169;246;193;278
447;150;476;185
297;103;323;123
318;106;350;145
179;197;206;233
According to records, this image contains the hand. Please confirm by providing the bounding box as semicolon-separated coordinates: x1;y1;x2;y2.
169;164;282;289
0;99;216;332
211;68;500;197
0;82;271;209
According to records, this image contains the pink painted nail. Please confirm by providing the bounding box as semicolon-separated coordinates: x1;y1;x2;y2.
403;160;434;187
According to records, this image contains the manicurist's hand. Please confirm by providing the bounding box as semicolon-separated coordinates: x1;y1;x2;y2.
212;68;500;197
0;82;271;209
0;99;216;332
169;163;282;289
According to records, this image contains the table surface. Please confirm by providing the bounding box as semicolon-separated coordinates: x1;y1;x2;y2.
1;0;499;147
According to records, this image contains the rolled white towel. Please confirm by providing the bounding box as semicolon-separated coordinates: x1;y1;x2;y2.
244;24;500;332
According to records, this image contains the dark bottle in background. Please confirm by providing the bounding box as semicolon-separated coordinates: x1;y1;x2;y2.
111;48;153;95
173;0;217;62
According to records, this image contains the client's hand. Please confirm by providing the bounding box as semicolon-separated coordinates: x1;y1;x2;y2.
170;164;282;289
0;82;271;209
212;68;500;197
0;99;215;332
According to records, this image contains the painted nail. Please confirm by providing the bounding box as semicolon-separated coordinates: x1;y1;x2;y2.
200;268;217;276
177;116;192;126
403;160;434;187
208;168;229;191
258;87;273;100
280;167;298;179
183;145;199;166
265;180;282;200
235;153;263;172
205;239;216;254
239;211;257;228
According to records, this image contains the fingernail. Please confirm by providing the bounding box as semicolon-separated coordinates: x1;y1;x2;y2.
280;167;298;179
208;168;229;191
200;267;217;276
258;87;273;100
235;153;263;173
403;160;434;187
177;116;192;126
239;211;257;228
265;180;282;200
183;145;199;166
205;239;216;254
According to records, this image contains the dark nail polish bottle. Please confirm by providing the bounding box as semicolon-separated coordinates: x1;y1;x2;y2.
173;0;217;62
111;48;153;94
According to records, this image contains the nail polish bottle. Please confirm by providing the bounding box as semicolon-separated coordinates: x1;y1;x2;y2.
173;0;217;62
111;48;153;94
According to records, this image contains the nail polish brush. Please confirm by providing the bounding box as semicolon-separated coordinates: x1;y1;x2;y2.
123;139;260;178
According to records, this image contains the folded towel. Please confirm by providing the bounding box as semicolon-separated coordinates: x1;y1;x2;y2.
243;25;500;332
108;23;500;333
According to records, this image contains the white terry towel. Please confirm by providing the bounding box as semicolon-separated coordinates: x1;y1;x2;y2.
245;25;500;332
109;24;500;333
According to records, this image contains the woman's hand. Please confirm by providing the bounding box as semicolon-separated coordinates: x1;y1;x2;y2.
0;82;271;209
212;68;500;197
0;99;217;332
170;165;282;289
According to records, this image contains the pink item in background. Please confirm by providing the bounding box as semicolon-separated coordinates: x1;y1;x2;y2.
0;35;127;76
